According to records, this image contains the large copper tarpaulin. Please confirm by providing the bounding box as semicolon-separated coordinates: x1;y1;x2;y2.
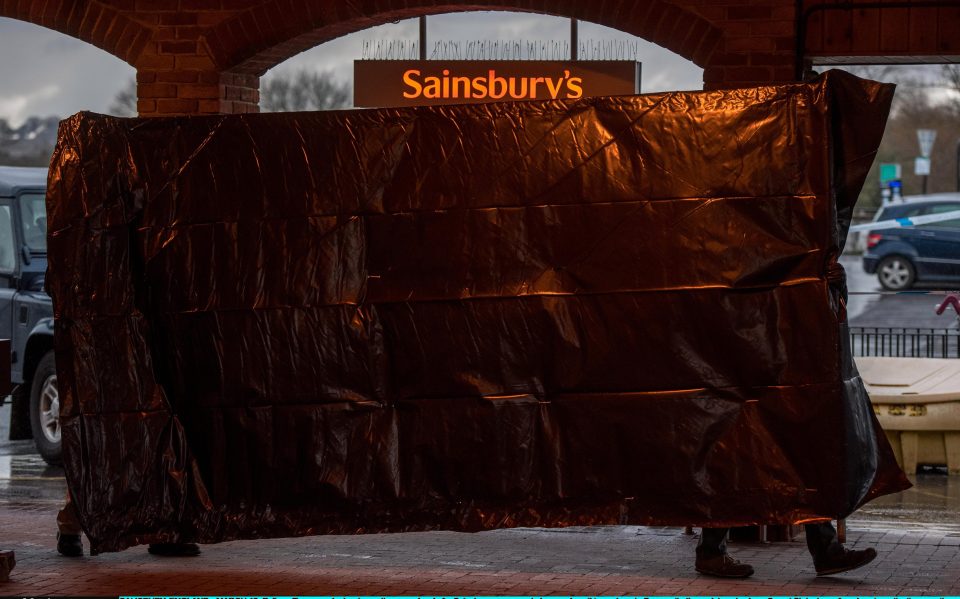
47;70;909;554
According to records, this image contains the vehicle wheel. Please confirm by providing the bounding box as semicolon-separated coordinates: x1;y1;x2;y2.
877;255;916;291
29;351;61;465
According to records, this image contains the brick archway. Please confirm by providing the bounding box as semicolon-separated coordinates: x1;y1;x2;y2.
205;1;722;76
0;0;734;115
5;1;960;115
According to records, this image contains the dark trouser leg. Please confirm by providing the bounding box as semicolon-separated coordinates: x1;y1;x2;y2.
697;527;729;558
56;489;84;556
805;521;840;560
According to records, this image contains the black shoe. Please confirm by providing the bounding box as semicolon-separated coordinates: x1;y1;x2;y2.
695;553;755;578
56;533;83;557
814;547;877;576
147;542;201;557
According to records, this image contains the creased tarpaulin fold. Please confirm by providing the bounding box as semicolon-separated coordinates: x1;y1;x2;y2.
46;69;909;554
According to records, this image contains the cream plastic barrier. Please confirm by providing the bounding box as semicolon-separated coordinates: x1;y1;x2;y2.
859;357;960;475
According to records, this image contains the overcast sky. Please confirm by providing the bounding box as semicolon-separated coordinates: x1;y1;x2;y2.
0;12;704;126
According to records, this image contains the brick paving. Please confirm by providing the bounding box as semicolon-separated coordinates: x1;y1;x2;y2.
2;500;959;596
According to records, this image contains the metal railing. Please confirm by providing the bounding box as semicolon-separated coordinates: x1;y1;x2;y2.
850;327;960;359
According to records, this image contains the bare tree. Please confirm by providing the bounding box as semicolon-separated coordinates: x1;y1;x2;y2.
859;81;960;209
939;65;960;115
942;65;960;93
108;70;351;116
837;64;901;83
108;79;138;117
261;69;352;112
814;66;960;210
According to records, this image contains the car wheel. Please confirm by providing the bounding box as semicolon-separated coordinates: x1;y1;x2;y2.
877;255;916;291
28;351;61;465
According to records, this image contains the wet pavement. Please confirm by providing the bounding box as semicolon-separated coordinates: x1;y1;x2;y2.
0;402;68;517
3;401;960;595
854;469;960;532
1;478;959;597
841;253;960;327
842;253;881;321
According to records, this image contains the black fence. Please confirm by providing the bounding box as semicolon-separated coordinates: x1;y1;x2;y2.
850;327;960;359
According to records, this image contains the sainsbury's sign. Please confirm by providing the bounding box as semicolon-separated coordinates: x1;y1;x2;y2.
354;60;641;108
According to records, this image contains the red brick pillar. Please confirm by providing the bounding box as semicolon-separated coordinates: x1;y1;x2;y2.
133;14;259;116
135;71;259;116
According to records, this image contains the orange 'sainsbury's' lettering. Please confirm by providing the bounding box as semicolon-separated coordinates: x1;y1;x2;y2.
471;77;488;98
489;70;508;99
400;68;589;101
402;69;422;98
442;69;451;97
545;76;563;98
423;76;442;98
508;77;528;98
528;76;542;97
453;76;471;97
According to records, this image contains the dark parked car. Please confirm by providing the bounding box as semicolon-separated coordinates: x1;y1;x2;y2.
0;166;57;463
862;195;960;291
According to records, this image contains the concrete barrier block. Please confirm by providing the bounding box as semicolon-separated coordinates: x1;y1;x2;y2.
946;432;960;475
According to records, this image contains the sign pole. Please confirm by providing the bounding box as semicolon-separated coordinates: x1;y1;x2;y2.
419;16;427;61
570;18;578;61
917;128;937;195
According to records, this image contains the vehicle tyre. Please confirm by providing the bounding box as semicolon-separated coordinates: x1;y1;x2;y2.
29;351;61;465
877;255;916;291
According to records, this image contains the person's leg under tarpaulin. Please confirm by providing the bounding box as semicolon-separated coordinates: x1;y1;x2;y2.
56;491;83;557
804;520;877;576
695;527;755;578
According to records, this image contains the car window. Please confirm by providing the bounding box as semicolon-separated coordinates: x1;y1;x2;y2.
924;203;960;214
877;204;926;220
18;193;47;252
0;205;17;273
923;203;960;228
